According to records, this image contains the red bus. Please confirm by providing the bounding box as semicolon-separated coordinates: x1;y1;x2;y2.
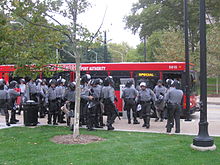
0;62;198;117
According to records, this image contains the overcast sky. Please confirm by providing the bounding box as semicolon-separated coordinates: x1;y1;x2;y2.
78;0;140;47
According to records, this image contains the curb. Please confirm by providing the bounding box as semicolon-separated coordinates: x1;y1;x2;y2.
208;102;220;105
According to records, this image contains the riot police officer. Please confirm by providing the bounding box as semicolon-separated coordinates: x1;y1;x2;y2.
8;81;20;124
0;79;8;91
80;74;91;126
25;77;38;102
153;80;167;122
164;80;183;133
137;82;156;129
56;78;66;123
122;80;139;124
86;79;102;130
101;76;118;130
64;82;76;128
0;82;10;126
46;79;59;125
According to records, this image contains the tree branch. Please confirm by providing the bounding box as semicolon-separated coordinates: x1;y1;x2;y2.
61;47;76;58
89;6;107;44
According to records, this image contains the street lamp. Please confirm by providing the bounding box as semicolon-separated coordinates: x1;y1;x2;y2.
10;21;24;27
191;0;216;151
88;50;98;63
110;49;124;62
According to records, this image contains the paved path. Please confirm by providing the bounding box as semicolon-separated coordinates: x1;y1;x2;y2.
1;103;220;137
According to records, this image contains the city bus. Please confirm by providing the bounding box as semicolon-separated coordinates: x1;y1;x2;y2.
0;62;198;117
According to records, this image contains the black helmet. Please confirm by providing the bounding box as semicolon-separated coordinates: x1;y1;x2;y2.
9;80;17;89
69;82;76;90
104;76;114;86
57;78;66;85
91;79;100;86
126;80;133;87
98;78;103;85
166;79;173;88
81;74;91;84
49;79;57;85
36;79;42;85
20;78;25;83
0;82;4;90
171;80;180;88
103;78;110;86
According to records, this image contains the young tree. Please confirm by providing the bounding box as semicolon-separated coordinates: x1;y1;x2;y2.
2;0;98;137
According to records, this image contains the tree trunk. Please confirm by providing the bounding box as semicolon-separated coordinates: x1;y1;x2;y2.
73;52;81;137
216;76;219;95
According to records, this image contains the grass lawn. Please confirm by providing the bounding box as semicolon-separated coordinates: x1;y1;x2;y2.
0;126;219;165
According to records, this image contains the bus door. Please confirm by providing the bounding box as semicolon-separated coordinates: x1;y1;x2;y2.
110;71;131;112
162;72;183;87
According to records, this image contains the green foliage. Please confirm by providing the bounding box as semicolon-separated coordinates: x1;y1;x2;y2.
0;126;220;165
0;0;97;77
108;42;131;62
0;1;65;77
125;0;220;65
207;24;220;77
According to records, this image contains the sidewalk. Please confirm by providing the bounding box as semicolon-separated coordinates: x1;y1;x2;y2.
207;97;220;105
1;111;220;137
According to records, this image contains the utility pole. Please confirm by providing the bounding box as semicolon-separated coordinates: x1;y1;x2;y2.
143;36;147;61
184;0;191;121
104;31;108;63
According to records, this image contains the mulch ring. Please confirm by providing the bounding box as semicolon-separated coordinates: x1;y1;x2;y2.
51;134;105;144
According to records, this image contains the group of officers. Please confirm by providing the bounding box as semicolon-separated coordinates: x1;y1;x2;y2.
0;74;183;133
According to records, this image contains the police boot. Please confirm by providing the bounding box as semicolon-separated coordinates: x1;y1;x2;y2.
47;114;52;124
155;117;159;122
146;116;150;129
11;110;19;123
133;113;140;124
107;123;114;130
142;118;147;127
94;115;103;128
6;119;10;126
133;119;140;124
128;118;131;124
10;113;17;124
53;114;58;125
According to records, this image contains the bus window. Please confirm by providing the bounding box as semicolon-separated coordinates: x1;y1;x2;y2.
110;71;130;90
90;71;108;79
163;72;182;88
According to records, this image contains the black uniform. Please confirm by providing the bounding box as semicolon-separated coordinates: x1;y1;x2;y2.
0;87;10;126
46;86;59;125
153;85;167;121
122;85;139;124
64;86;76;127
56;85;66;123
27;81;38;102
86;82;102;130
80;84;90;126
101;84;117;130
8;88;20;124
164;84;183;133
137;85;156;129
